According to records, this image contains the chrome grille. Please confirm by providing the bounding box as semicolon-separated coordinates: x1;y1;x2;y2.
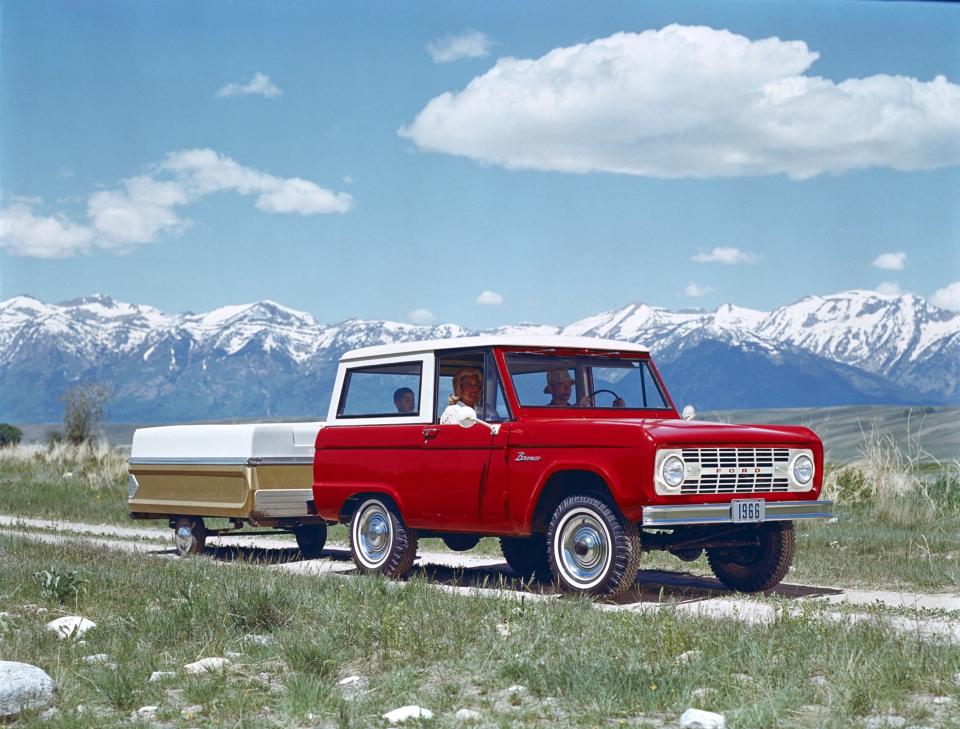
680;448;790;494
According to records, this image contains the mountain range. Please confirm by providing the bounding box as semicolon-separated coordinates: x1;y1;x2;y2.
1;290;957;422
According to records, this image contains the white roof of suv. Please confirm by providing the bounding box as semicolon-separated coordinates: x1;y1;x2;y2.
341;335;649;362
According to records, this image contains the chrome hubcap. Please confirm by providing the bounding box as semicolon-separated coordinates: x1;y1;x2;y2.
558;510;610;586
175;525;194;554
357;503;392;567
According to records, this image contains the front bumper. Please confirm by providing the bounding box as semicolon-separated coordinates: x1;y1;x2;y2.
641;499;833;527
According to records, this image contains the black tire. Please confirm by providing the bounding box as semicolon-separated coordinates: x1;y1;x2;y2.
294;524;328;559
349;497;418;578
442;534;481;552
173;516;206;557
707;522;795;592
546;495;641;598
500;534;551;581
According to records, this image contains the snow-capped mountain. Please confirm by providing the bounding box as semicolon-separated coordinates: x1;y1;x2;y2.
1;290;957;422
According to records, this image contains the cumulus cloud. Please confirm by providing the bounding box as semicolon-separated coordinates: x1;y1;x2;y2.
0;149;352;258
427;31;491;63
930;281;960;311
871;251;907;271
876;281;905;295
400;24;960;179
684;281;712;297
0;201;93;258
692;246;758;264
216;72;283;98
408;308;437;325
476;289;504;305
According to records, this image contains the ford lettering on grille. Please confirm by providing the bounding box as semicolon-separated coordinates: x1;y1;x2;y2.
680;448;790;494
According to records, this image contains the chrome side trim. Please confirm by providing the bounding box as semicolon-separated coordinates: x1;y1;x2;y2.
642;499;833;527
128;456;314;466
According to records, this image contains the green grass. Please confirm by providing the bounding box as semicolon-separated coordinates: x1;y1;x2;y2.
1;536;958;728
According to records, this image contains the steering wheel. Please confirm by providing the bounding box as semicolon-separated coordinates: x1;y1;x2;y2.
580;389;624;407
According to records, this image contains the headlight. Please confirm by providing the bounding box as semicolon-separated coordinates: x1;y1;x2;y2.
791;454;814;485
661;455;686;488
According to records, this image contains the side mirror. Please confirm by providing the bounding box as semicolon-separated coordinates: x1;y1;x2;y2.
681;404;696;421
454;405;501;435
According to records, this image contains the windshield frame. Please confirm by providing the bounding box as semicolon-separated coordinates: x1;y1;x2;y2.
496;347;677;416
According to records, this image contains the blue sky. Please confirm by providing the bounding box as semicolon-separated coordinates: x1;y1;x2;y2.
1;0;958;329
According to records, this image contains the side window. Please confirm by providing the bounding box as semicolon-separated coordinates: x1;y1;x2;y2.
435;351;486;422
337;361;422;418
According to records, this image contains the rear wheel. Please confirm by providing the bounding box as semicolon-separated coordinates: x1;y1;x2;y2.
707;522;795;592
294;524;328;559
173;516;206;557
349;498;418;578
547;495;641;598
500;535;550;581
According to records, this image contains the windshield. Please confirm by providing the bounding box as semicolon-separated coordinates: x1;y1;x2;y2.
505;353;671;410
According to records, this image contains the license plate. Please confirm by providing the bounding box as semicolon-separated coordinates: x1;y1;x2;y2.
731;499;765;523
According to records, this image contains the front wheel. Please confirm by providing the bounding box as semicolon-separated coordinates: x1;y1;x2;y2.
707;522;795;592
349;498;418;578
173;516;206;557
546;495;641;598
294;524;328;559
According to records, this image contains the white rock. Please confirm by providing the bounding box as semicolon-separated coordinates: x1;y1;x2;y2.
225;651;242;659
496;623;510;637
338;675;361;685
0;661;55;719
131;705;158;721
382;705;433;723
455;708;482;722
676;650;702;665
864;716;906;729
184;656;230;674
45;616;96;640
149;671;176;683
932;696;954;705
506;684;527;694
680;708;726;729
81;654;114;666
809;675;829;688
955;672;960;686
181;704;203;718
243;634;275;646
40;707;59;719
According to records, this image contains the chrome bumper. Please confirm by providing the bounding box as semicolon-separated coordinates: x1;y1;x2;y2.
641;499;833;527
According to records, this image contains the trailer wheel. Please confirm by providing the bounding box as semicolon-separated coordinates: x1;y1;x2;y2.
294;524;328;559
499;535;550;581
547;495;641;598
173;517;206;557
349;498;418;578
707;522;795;592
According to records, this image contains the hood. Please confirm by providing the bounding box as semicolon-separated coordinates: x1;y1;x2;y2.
633;418;819;447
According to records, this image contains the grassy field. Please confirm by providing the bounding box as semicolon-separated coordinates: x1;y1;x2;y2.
1;536;959;728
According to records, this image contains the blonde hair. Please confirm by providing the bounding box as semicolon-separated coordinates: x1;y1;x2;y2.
448;367;483;405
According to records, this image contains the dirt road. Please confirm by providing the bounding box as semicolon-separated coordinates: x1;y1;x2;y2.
2;513;957;641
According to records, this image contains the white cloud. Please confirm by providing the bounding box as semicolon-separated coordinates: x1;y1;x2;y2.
476;289;504;305
692;246;758;264
930;281;960;311
871;251;907;271
0;201;93;258
408;308;437;325
401;25;960;179
0;149;352;258
216;72;283;98
876;281;905;295
684;281;712;297
427;31;491;63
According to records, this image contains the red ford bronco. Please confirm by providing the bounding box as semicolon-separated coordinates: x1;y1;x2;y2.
312;336;832;598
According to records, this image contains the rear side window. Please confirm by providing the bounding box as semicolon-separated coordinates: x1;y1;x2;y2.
337;361;423;418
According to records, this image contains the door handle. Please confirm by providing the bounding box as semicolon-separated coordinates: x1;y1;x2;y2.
422;427;440;439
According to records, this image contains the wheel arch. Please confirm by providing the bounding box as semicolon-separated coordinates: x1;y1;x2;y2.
526;467;617;534
339;490;404;524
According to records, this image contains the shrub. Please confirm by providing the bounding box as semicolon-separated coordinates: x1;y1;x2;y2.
33;568;86;604
61;382;112;445
0;423;22;447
